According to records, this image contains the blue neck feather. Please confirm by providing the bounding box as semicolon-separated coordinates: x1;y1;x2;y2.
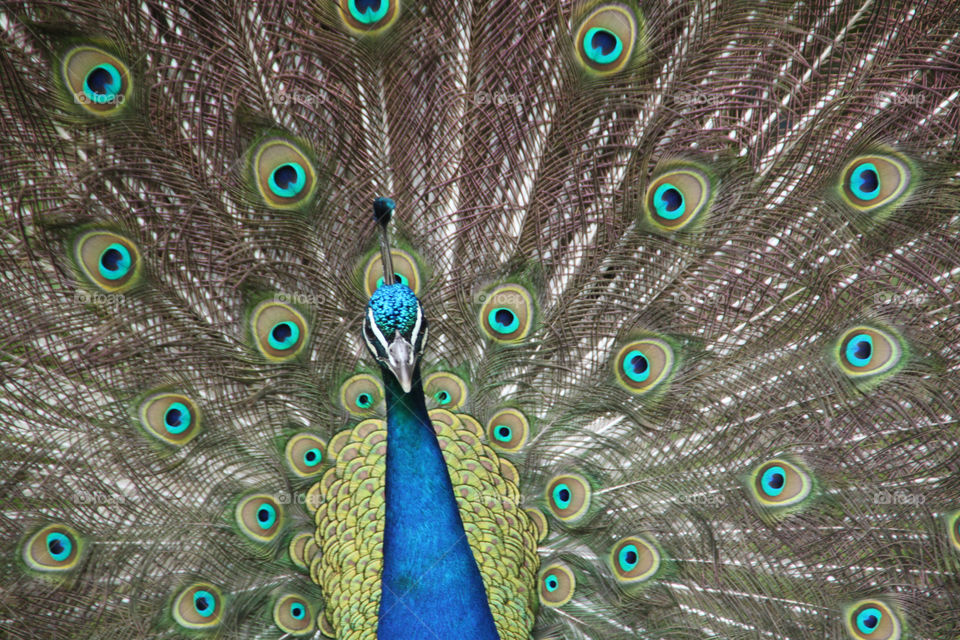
376;365;500;640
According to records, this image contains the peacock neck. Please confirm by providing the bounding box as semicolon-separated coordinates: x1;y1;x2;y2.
376;365;500;640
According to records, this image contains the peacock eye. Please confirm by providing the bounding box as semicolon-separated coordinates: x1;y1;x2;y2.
614;338;675;394
839;154;912;214
546;474;592;524
486;408;529;452
573;4;640;75
22;524;83;572
948;511;960;552
538;563;575;607
610;535;661;585
750;459;812;508
338;0;399;34
75;231;141;293
364;248;421;297
62;46;131;116
236;495;283;542
273;594;314;635
285;433;327;477
643;165;714;232
479;284;534;342
845;600;901;640
424;372;468;410
836;326;902;379
340;373;384;415
253;139;317;210
252;301;309;361
139;393;201;445
173;583;223;629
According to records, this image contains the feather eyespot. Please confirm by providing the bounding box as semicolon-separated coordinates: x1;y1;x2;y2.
253;140;317;210
339;0;399;34
424;372;468;410
839;154;912;215
62;46;131;116
486;408;529;452
339;374;384;415
273;594;315;635
479;284;534;343
236;495;283;542
835;326;902;380
844;600;902;640
22;524;83;572
614;338;675;394
573;4;640;75
546;474;592;524
539;563;575;607
139;393;201;445
948;511;960;552
75;231;141;293
749;459;812;508
610;535;661;585
252;302;308;361
643;165;714;232
173;583;223;629
288;532;315;570
364;248;421;297
285;433;327;477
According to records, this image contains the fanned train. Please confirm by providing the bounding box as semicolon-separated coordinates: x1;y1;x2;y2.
1;1;959;639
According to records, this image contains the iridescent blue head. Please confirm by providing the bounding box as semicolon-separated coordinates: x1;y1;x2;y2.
363;283;427;393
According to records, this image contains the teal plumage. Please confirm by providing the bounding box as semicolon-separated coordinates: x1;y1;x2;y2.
2;0;960;639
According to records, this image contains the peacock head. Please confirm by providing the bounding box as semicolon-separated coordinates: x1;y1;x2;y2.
362;282;428;393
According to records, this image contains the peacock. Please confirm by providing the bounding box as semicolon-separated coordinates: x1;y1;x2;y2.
1;0;960;638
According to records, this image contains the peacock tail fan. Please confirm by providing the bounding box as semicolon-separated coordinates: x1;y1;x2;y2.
1;0;960;639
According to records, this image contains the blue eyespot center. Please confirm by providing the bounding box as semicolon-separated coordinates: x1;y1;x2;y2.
618;544;639;571
553;484;572;509
624;350;651;382
856;607;882;633
761;466;786;497
84;63;121;103
488;308;519;334
268;162;307;198
376;273;408;289
356;392;373;408
98;243;131;280
290;602;305;619
193;590;215;617
544;575;559;592
349;0;388;23
46;532;72;561
256;504;277;529
163;402;191;435
434;390;451;405
494;425;512;442
851;163;881;201
845;333;874;367
303;448;321;466
654;184;685;220
269;321;300;350
585;27;622;64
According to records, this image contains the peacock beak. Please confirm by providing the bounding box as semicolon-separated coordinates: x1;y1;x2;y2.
386;332;415;393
